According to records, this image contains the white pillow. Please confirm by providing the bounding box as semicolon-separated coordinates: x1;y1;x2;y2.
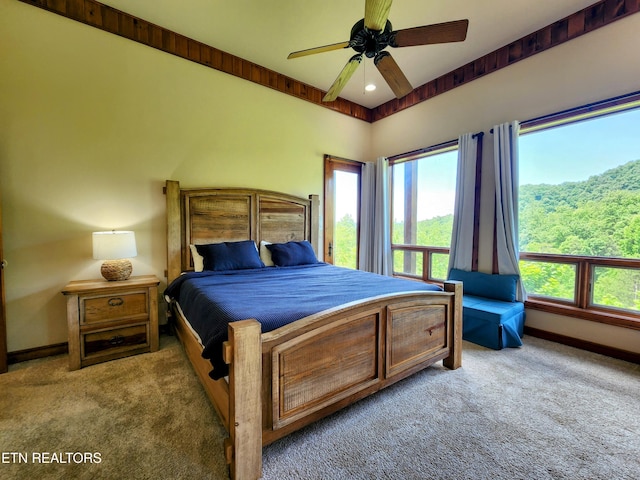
259;240;275;267
189;244;204;272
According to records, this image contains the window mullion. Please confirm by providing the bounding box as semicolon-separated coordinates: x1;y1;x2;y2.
576;260;591;309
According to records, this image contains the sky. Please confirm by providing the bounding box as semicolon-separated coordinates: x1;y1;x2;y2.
336;107;640;223
519;107;640;185
392;151;458;221
334;170;359;223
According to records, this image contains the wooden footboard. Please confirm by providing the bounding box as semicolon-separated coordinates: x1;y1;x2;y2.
169;281;461;480
215;282;462;479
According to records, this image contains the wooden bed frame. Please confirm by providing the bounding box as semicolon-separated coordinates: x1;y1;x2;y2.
164;180;462;480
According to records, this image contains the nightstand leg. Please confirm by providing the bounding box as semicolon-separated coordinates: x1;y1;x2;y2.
149;285;159;352
66;295;81;370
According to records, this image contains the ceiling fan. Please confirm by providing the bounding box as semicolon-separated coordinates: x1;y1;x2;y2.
287;0;469;102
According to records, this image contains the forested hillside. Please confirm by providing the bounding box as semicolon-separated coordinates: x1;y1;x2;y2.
388;159;639;309
340;159;640;309
520;159;640;258
388;158;640;257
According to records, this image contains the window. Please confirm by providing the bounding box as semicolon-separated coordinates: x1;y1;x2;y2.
518;93;640;326
390;143;458;282
324;156;361;269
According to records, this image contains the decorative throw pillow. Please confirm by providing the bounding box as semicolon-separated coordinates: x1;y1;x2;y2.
195;240;264;271
266;240;318;267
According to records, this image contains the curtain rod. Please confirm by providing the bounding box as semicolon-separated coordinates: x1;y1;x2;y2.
489;89;640;134
388;131;484;163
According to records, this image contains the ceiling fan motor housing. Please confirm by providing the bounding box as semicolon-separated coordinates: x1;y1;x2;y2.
350;18;393;58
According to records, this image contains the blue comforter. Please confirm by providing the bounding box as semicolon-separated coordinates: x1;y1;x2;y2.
164;263;441;379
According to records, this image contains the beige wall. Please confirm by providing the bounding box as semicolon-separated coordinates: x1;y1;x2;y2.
1;1;639;355
371;14;640;353
0;1;370;351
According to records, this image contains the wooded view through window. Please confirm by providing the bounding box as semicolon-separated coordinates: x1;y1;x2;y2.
333;170;359;269
519;106;640;315
391;148;458;280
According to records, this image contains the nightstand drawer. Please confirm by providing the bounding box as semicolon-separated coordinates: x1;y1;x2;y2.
82;291;148;324
83;324;148;357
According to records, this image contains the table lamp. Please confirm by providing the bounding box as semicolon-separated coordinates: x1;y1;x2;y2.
92;230;137;281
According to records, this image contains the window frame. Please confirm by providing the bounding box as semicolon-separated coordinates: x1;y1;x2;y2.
518;90;640;330
388;140;463;283
323;155;362;268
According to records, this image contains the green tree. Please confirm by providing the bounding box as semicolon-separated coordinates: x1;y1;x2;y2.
334;214;357;269
520;159;640;310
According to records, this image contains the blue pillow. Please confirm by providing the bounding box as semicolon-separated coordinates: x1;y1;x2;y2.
196;241;264;271
266;240;318;267
448;268;518;302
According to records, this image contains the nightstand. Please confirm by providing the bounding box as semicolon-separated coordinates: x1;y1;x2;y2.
62;275;160;370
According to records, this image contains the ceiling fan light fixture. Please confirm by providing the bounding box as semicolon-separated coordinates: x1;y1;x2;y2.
365;83;377;92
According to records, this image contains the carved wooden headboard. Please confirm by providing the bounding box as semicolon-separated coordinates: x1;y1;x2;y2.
164;180;320;283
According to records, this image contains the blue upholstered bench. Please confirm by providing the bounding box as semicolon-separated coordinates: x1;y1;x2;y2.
448;268;525;350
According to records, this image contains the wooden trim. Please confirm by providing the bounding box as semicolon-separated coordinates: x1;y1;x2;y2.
520;252;640;268
521;90;640;133
19;0;640;123
309;194;320;257
520;252;640;329
18;0;371;122
8;342;69;365
164;180;182;284
371;0;640;121
323;155;362;266
524;326;640;364
8;325;170;366
323;159;335;264
387;139;458;164
0;195;6;373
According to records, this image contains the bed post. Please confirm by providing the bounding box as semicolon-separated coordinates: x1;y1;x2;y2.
165;180;182;283
223;319;262;480
309;194;320;255
442;281;463;369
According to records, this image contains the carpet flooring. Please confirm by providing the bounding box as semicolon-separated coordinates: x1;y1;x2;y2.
1;334;638;479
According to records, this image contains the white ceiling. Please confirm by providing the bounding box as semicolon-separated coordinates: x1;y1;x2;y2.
100;0;601;108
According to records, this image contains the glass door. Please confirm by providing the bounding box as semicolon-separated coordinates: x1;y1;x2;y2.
324;155;362;269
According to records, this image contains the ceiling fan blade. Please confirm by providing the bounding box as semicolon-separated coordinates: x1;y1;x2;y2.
374;51;413;99
288;41;351;59
390;19;469;47
323;54;363;102
364;0;393;31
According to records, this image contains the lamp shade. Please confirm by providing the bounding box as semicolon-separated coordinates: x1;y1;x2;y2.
92;231;137;260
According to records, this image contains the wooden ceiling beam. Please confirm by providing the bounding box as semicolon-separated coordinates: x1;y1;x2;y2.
18;0;373;122
18;0;640;123
372;0;640;121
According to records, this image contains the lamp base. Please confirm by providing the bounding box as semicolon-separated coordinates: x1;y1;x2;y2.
101;259;133;281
